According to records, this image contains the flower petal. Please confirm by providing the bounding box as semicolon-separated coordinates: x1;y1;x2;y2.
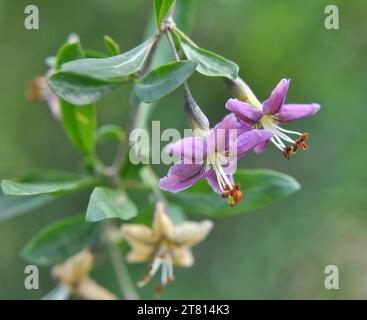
159;163;206;193
212;112;238;131
153;202;174;239
206;171;234;194
121;224;157;246
172;247;194;267
52;250;93;285
207;113;242;154
276;103;320;123
262;79;290;115
165;137;207;164
76;278;117;300
173;220;213;247
225;98;263;127
47;89;61;119
126;247;154;263
254;140;269;154
236;129;274;157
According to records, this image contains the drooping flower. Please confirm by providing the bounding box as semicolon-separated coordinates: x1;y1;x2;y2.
121;202;213;294
28;69;60;119
27;33;80;120
159;113;273;206
226;78;320;159
51;249;117;300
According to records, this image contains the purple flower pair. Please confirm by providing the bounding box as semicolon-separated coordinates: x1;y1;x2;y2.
160;78;320;206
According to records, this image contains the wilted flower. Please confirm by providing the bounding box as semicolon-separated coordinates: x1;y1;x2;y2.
28;69;60;119
226;78;320;159
27;33;80;120
52;249;117;300
159;114;273;206
122;202;213;294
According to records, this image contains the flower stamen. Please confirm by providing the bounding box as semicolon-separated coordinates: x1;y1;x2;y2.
260;116;310;159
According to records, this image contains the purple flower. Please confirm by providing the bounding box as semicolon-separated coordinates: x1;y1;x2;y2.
28;70;61;120
226;79;320;159
159;113;273;206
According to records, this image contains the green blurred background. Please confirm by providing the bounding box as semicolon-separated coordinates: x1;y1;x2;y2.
0;0;366;299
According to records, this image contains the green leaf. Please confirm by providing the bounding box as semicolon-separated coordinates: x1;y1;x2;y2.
178;33;239;79
61;37;156;81
21;215;99;266
166;169;301;217
48;71;120;105
55;41;84;70
0;189;54;222
154;0;175;27
60;101;97;156
104;35;121;55
55;40;97;156
84;49;108;58
135;60;197;102
1;170;101;196
96;125;126;143
86;187;138;222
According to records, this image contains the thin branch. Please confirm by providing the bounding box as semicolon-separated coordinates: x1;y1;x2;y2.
107;238;139;300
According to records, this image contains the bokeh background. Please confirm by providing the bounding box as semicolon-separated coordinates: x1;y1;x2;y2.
0;0;366;299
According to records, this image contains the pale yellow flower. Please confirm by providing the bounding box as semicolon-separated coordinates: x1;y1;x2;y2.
121;202;213;292
52;249;117;300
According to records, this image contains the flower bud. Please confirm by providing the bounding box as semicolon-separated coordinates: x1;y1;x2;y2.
183;85;210;136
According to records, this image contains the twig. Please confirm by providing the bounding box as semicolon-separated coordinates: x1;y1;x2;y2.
107;238;139;300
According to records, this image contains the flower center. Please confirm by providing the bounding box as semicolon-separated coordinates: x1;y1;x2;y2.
205;152;243;206
259;115;309;160
138;244;174;295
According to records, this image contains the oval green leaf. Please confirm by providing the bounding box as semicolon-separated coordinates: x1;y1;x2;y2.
55;40;97;157
104;35;121;56
96;125;126;143
21;215;99;266
61;37;156;80
0;189;54;222
86;187;138;222
178;34;239;79
1;170;101;196
135;60;197;102
48;71;120;105
165;169;301;217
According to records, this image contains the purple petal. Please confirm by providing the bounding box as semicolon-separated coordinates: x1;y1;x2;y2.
276;103;320;123
207;113;241;154
225;99;263;127
236;129;274;157
47;89;61;120
213;113;238;131
262;79;290;115
159;163;206;193
206;172;234;194
165;137;207;164
254;140;269;154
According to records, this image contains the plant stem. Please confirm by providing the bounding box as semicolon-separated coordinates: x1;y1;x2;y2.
166;29;210;131
110;35;161;181
107;239;139;300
